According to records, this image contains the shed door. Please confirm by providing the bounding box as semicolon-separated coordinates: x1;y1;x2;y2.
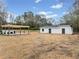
62;28;65;34
49;29;51;34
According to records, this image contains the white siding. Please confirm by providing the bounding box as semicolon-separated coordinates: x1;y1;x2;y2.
2;30;16;35
51;27;61;34
40;27;50;33
60;26;73;34
40;25;73;34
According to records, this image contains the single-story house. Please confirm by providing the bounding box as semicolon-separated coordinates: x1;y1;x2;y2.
0;24;30;35
40;25;73;34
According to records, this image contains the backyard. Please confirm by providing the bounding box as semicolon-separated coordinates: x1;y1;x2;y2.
0;31;79;59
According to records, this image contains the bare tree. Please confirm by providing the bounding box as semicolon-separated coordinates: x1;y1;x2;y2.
0;0;7;25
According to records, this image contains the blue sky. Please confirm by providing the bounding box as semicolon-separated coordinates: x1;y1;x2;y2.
4;0;74;21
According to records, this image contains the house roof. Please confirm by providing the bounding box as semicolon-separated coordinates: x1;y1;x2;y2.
1;24;30;28
40;25;71;28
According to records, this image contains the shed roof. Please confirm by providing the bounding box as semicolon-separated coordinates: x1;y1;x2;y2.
1;24;30;28
40;25;71;28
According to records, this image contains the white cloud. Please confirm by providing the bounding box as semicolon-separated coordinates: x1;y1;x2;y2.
51;3;63;9
38;11;47;15
62;11;69;15
46;11;53;14
37;11;53;15
33;6;36;9
46;14;58;18
35;0;42;3
37;11;58;18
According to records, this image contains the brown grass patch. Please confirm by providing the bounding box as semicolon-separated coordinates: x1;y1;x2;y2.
0;32;79;59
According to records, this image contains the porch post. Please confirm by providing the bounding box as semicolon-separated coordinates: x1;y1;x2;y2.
20;27;21;35
28;27;29;35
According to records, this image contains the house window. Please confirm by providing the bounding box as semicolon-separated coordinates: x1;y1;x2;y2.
42;29;44;32
7;32;9;34
14;31;16;34
62;28;65;34
4;32;6;34
10;32;13;34
49;28;51;34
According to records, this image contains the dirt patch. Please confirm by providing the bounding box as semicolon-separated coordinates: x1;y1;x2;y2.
0;32;78;59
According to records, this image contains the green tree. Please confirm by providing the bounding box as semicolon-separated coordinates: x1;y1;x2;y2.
15;11;53;30
61;14;79;32
23;11;48;29
15;16;23;25
60;0;79;32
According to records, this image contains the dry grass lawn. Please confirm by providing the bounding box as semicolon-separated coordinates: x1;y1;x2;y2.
0;31;79;59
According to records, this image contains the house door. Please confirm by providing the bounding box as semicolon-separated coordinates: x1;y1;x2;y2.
62;28;65;34
49;29;51;34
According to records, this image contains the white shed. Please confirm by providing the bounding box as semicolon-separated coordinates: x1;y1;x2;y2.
40;25;73;34
0;25;30;35
2;30;16;35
